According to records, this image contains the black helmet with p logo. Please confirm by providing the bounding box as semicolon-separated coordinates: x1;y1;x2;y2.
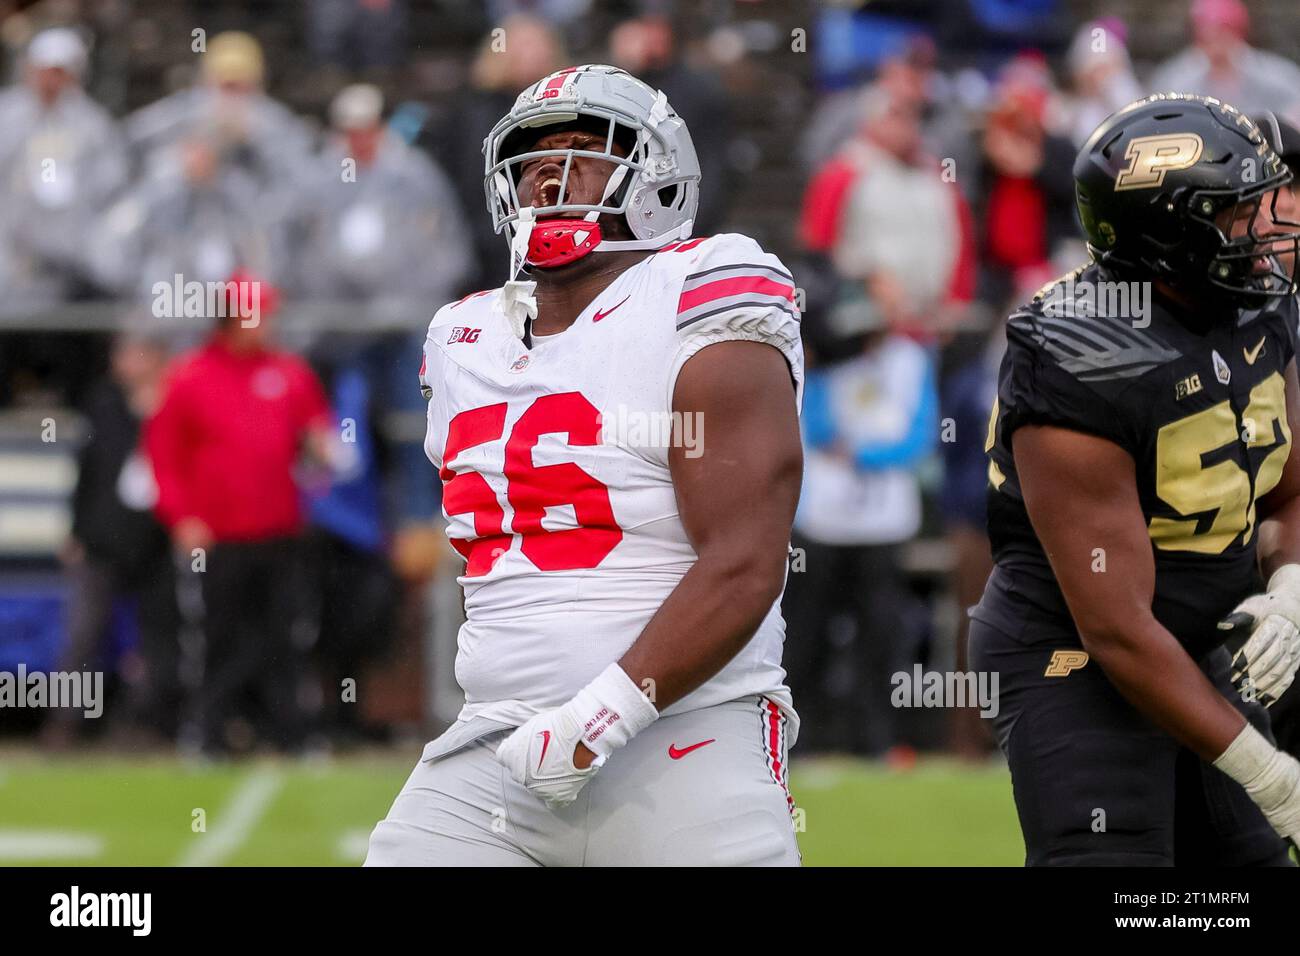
1074;93;1299;306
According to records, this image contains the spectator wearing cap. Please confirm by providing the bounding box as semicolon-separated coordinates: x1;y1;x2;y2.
297;84;469;310
145;274;337;755
1059;18;1143;147
1150;0;1300;123
96;35;311;297
109;32;313;291
0;27;129;308
297;83;469;528
126;30;314;180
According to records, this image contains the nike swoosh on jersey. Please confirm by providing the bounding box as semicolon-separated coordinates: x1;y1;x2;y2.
593;295;630;322
668;739;716;759
537;729;551;769
1244;336;1267;365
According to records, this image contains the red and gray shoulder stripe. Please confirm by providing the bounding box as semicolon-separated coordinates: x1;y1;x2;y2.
677;261;798;330
759;696;795;816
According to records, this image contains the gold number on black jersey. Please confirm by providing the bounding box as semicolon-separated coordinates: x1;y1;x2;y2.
1149;371;1290;553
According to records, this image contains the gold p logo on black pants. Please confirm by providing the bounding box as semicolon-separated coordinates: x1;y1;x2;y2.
1044;650;1090;677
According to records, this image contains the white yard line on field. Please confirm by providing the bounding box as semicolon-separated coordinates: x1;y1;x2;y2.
177;766;284;867
0;830;104;860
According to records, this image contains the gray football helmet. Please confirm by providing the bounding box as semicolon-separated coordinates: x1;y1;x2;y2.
482;63;702;258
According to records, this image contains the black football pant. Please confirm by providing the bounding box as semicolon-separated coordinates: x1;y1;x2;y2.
969;568;1293;867
56;550;182;737
194;536;310;754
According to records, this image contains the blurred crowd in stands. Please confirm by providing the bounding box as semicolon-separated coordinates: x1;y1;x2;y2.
2;0;1299;760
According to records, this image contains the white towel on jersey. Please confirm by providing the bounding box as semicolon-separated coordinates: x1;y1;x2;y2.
420;233;804;733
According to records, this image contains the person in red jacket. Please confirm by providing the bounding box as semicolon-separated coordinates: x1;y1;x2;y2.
146;272;335;754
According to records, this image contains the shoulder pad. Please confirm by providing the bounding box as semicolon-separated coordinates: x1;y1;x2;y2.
1009;310;1179;384
428;288;501;333
671;233;799;332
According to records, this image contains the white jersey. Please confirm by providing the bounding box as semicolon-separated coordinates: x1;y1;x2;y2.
420;233;804;729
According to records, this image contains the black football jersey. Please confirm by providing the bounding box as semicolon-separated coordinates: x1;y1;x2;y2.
985;264;1300;656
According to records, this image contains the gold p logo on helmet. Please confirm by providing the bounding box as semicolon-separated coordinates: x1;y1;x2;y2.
1114;133;1204;190
1044;650;1090;677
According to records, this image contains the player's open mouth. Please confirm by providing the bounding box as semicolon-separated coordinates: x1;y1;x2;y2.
533;177;564;208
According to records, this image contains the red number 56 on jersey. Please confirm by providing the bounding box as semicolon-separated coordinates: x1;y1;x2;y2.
440;392;624;576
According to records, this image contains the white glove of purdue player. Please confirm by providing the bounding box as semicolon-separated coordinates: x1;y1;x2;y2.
495;663;659;809
1214;722;1300;844
1219;564;1300;707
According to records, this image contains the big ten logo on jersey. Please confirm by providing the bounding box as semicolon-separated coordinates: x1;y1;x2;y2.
448;327;482;345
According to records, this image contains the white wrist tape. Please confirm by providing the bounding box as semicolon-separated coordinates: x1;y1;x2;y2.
1268;563;1300;596
573;663;659;758
1213;722;1298;812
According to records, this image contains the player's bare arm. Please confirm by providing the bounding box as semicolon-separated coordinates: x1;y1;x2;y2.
614;341;802;728
567;340;801;771
1014;424;1247;758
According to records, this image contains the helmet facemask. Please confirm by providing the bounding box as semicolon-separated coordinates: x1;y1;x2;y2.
1185;174;1300;305
488;112;662;267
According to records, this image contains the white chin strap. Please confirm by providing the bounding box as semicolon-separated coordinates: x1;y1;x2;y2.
497;205;539;341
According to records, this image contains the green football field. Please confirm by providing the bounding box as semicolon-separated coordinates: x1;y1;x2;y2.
0;750;1024;866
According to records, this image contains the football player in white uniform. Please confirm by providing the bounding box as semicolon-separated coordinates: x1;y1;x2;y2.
365;64;804;866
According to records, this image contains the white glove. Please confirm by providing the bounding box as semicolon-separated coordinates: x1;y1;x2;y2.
1213;722;1300;844
496;663;659;808
1218;564;1300;707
